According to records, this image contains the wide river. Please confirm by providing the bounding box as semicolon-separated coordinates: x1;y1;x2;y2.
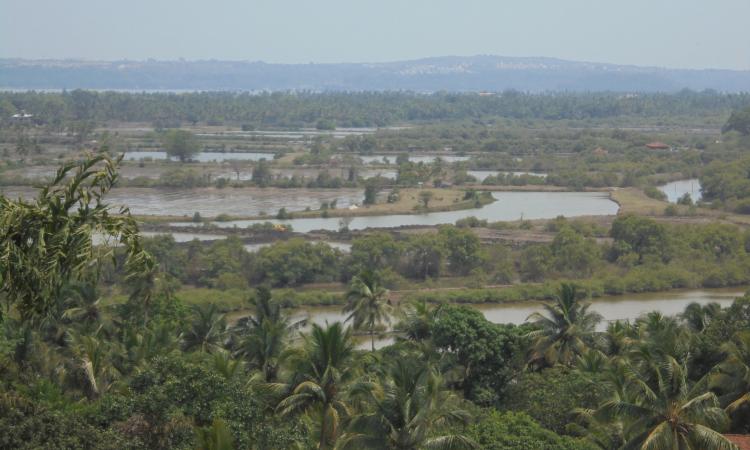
291;287;747;348
173;191;619;232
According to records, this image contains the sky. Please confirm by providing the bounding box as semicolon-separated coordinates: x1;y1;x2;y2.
1;0;749;70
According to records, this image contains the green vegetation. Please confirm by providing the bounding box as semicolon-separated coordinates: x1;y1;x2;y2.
162;129;200;162
4;91;750;449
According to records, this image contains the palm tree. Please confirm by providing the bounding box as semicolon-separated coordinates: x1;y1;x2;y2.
211;349;244;381
595;355;735;450
181;303;227;353
682;302;722;333
526;283;602;369
62;283;102;325
711;330;750;430
275;322;356;450
116;320;179;375
194;418;235;450
66;331;120;399
397;299;437;342
231;287;304;382
343;270;392;351
340;357;476;450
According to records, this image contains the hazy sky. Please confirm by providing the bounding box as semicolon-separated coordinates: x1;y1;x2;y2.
2;0;749;70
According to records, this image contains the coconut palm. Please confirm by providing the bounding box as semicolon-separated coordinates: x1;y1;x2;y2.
66;331;120;399
275;322;356;449
231;287;304;382
682;302;722;333
195;418;235;450
526;283;602;368
343;270;392;351
116;320;180;375
711;330;750;430
340;357;476;450
181;303;227;353
61;281;109;334
397;299;438;342
595;355;735;450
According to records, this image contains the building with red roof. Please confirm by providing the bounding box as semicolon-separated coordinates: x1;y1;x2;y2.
645;141;671;150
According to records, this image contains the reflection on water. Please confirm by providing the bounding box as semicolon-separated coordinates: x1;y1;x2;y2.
175;191;618;232
659;179;702;203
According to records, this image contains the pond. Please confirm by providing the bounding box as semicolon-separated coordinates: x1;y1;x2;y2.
173;191;619;233
123;151;276;162
291;286;747;348
659;178;702;203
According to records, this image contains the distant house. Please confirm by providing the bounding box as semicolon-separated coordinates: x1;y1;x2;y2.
10;110;33;120
725;435;750;450
645;141;670;150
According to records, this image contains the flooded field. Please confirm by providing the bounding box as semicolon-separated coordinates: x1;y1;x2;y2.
123;151;276;162
1;186;363;218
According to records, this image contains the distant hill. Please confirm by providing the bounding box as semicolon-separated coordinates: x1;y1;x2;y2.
1;56;749;93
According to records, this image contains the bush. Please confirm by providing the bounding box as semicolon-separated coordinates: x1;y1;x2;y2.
500;367;608;434
644;186;667;201
469;410;597;450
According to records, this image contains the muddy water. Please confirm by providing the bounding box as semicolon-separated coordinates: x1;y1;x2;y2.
176;191;618;232
123;151;276;162
1;186;363;218
294;287;747;349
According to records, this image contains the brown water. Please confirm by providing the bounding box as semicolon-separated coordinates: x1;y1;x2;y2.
293;287;747;349
175;191;619;232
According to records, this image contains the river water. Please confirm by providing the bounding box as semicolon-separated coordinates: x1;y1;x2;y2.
172;191;619;232
290;287;747;349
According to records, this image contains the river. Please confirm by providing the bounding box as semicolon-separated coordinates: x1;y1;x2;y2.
291;287;747;349
172;191;619;232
